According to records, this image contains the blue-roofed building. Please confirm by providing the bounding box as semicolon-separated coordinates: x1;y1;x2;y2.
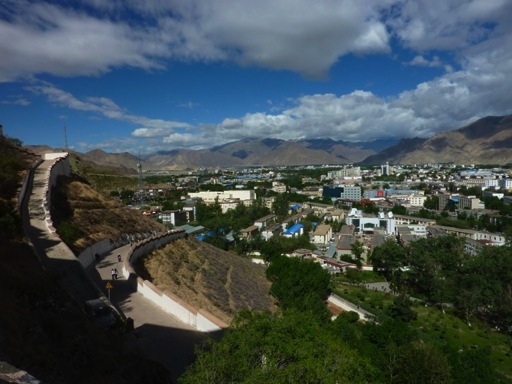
289;203;302;212
283;223;304;238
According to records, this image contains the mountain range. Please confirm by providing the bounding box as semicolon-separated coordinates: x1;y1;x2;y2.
29;114;512;171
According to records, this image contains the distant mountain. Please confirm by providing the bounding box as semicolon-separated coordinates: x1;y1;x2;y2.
358;138;428;165
360;115;512;165
35;114;512;170
144;138;390;170
74;149;140;174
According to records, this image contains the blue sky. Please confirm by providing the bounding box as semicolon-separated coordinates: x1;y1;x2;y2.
1;0;512;155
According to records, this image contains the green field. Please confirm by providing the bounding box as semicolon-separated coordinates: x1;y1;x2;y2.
332;277;512;380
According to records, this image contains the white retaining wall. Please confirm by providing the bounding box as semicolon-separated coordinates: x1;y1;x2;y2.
328;293;373;322
123;230;229;332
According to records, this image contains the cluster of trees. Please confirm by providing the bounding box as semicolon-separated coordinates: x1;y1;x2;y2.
180;249;501;383
371;235;512;329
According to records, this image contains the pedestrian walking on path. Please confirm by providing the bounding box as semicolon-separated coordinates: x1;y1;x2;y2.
111;268;116;280
118;254;122;262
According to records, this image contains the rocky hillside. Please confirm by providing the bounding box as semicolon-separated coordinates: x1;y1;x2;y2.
359;137;428;165
137;238;276;324
365;115;512;165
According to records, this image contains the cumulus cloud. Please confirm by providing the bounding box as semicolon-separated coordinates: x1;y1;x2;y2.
0;0;393;81
0;1;167;82
385;0;512;51
5;0;512;153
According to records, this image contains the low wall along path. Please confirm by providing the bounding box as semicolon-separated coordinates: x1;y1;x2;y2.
26;152;226;333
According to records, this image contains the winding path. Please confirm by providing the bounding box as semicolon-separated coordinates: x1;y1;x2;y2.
22;157;209;382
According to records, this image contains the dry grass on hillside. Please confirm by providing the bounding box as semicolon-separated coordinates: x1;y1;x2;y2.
52;176;166;252
138;238;276;324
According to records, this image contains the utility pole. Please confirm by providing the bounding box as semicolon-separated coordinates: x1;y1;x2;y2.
137;149;144;200
64;123;68;149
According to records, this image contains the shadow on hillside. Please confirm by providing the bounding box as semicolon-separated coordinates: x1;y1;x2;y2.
27;224;103;302
129;323;223;382
87;258;224;382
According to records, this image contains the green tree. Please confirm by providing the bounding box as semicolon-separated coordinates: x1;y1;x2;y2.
351;240;365;269
370;238;407;284
449;348;498;384
179;310;380;384
407;235;467;304
394;341;452;384
391;205;407;215
272;193;289;219
266;256;330;317
423;195;439;210
388;295;417;323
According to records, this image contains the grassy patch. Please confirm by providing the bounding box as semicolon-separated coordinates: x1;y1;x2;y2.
332;280;512;380
332;269;384;284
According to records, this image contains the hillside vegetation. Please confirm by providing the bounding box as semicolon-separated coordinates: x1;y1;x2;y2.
138;238;276;324
51;174;166;253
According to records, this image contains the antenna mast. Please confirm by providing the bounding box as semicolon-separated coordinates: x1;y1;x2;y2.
137;149;144;194
64;123;68;149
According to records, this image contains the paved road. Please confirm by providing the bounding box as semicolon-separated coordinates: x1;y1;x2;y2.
23;157;211;383
365;282;392;293
24;159;100;303
87;246;210;382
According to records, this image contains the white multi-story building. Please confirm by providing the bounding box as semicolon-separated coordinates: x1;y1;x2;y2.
409;194;428;207
500;178;512;190
272;182;287;193
484;178;499;188
189;190;255;204
345;209;396;235
327;166;361;180
339;186;362;201
434;226;505;246
458;195;485;210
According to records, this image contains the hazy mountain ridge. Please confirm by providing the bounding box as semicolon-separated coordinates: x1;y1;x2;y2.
141;138;382;169
358;138;428;165
53;114;512;170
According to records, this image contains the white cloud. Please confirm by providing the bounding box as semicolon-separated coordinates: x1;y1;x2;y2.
27;81;192;131
0;0;392;81
1;0;510;82
0;3;169;82
385;0;512;51
6;0;512;153
0;97;30;106
406;55;443;68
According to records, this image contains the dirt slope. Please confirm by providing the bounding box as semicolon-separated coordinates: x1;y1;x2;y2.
51;175;166;253
138;238;276;324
